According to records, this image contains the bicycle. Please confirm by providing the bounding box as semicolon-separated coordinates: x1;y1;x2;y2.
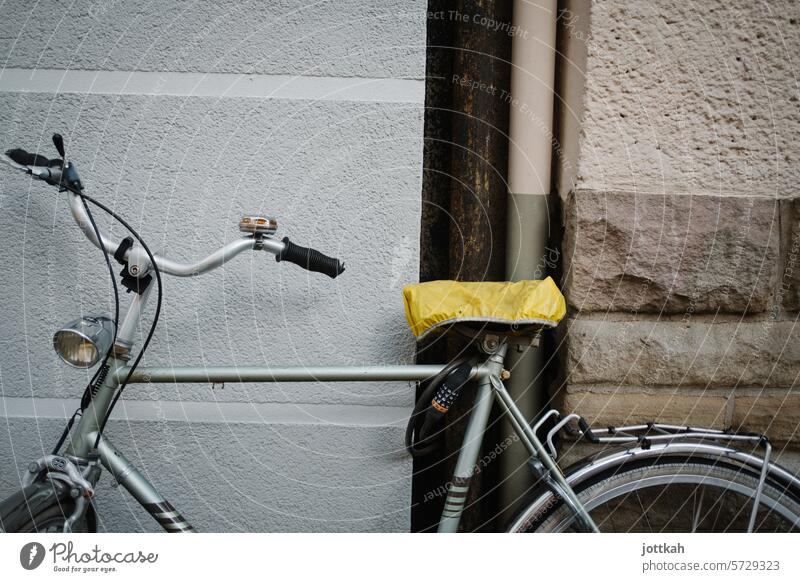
1;135;799;533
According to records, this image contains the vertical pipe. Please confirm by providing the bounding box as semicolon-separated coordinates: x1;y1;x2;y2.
502;0;558;521
448;0;512;282
411;1;455;532
443;0;513;532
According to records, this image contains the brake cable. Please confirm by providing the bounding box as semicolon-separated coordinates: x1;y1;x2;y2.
52;198;120;454
49;175;163;452
51;136;120;454
73;190;163;450
10;135;162;455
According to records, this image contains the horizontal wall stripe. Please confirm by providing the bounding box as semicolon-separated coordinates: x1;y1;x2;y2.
0;396;410;427
0;68;425;104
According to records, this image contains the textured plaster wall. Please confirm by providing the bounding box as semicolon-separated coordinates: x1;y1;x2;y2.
0;1;426;531
556;0;800;449
0;0;425;79
561;0;800;198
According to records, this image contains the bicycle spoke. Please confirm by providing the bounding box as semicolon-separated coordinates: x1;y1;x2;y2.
709;489;725;532
691;487;705;532
635;491;653;533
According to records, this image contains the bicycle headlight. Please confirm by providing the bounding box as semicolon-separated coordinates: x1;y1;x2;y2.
53;315;115;368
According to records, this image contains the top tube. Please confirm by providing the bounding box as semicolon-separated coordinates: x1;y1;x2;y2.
114;363;494;384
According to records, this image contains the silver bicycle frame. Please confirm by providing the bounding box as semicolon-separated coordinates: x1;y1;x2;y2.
61;276;598;531
59;187;597;532
9;154;791;534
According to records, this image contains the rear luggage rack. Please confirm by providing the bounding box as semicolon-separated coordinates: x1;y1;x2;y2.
540;411;773;533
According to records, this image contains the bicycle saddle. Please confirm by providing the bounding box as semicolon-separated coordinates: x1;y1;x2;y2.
402;277;566;340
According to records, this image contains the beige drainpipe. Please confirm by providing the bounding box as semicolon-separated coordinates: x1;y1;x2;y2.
502;0;558;520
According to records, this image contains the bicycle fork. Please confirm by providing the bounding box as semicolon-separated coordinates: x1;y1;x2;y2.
437;344;599;533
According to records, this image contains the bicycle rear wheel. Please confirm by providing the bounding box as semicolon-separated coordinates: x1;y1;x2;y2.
511;458;800;533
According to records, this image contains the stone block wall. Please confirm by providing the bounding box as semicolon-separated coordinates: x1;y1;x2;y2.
555;0;800;446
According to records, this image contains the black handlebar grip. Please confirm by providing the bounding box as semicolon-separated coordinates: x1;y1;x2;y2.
276;237;345;279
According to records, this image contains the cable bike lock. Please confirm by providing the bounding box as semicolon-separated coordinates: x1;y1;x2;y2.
405;358;473;457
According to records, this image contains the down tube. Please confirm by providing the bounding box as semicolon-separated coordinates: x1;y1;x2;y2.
437;374;494;533
93;434;196;533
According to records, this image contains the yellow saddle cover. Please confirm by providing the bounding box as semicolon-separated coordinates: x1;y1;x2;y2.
402;277;566;340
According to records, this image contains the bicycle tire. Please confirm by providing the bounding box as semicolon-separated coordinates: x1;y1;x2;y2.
509;456;800;533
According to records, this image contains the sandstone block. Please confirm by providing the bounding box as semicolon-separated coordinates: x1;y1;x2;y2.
563;191;779;313
780;198;800;311
561;386;731;430
566;317;800;388
733;389;800;442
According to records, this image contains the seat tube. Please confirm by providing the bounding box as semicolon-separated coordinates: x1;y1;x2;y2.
438;346;506;533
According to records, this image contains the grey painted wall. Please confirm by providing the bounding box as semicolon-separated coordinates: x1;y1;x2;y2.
0;1;427;531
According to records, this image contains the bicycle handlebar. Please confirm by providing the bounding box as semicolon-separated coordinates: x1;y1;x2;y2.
66;192;286;277
3;148;345;279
